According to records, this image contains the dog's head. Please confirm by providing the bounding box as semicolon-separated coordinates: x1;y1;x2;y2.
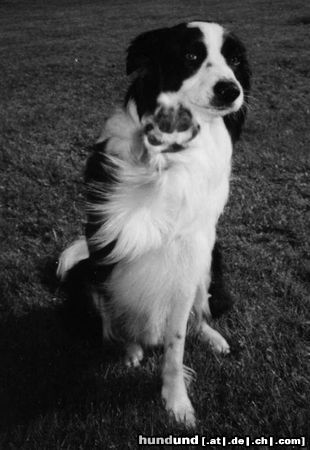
126;21;251;140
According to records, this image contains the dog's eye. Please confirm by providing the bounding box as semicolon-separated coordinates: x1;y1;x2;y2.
230;56;241;66
185;53;198;62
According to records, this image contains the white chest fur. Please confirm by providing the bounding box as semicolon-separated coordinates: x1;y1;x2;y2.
90;108;233;344
92;113;232;263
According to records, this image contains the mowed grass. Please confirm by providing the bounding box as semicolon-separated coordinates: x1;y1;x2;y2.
0;0;309;448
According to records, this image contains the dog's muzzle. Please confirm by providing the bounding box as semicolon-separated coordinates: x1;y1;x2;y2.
212;80;241;107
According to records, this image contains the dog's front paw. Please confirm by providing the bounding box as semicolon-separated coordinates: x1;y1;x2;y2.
143;103;200;154
162;386;196;428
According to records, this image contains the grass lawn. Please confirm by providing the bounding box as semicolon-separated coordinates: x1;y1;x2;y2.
1;0;309;448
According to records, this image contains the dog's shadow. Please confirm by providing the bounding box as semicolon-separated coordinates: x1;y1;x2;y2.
0;257;160;431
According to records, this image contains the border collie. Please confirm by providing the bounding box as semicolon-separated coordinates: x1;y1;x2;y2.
57;21;251;427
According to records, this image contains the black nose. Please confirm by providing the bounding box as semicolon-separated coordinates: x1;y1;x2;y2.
213;81;240;104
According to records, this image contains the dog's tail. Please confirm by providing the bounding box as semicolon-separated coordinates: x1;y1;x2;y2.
56;237;89;281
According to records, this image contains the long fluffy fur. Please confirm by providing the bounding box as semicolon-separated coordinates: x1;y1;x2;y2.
57;20;250;427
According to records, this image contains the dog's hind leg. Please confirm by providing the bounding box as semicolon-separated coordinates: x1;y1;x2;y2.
194;284;230;355
208;242;234;318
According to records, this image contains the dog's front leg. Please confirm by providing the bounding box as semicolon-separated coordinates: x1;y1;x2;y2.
161;291;196;428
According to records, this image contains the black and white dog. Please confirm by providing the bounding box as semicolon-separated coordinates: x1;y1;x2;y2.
57;21;250;427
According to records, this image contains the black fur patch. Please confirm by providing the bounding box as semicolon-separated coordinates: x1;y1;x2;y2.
221;32;251;142
84;141;118;269
126;23;251;143
125;23;206;117
209;242;234;318
60;259;103;343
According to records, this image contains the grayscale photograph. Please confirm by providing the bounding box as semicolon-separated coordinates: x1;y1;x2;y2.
1;0;309;448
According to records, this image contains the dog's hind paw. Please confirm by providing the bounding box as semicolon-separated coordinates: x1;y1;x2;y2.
124;343;144;367
143;101;200;154
200;321;230;354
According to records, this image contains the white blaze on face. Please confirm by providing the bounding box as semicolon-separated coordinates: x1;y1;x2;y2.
181;22;244;114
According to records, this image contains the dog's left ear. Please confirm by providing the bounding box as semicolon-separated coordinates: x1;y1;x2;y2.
126;27;168;75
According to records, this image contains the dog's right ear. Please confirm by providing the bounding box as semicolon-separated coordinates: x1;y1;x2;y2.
126;28;168;75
